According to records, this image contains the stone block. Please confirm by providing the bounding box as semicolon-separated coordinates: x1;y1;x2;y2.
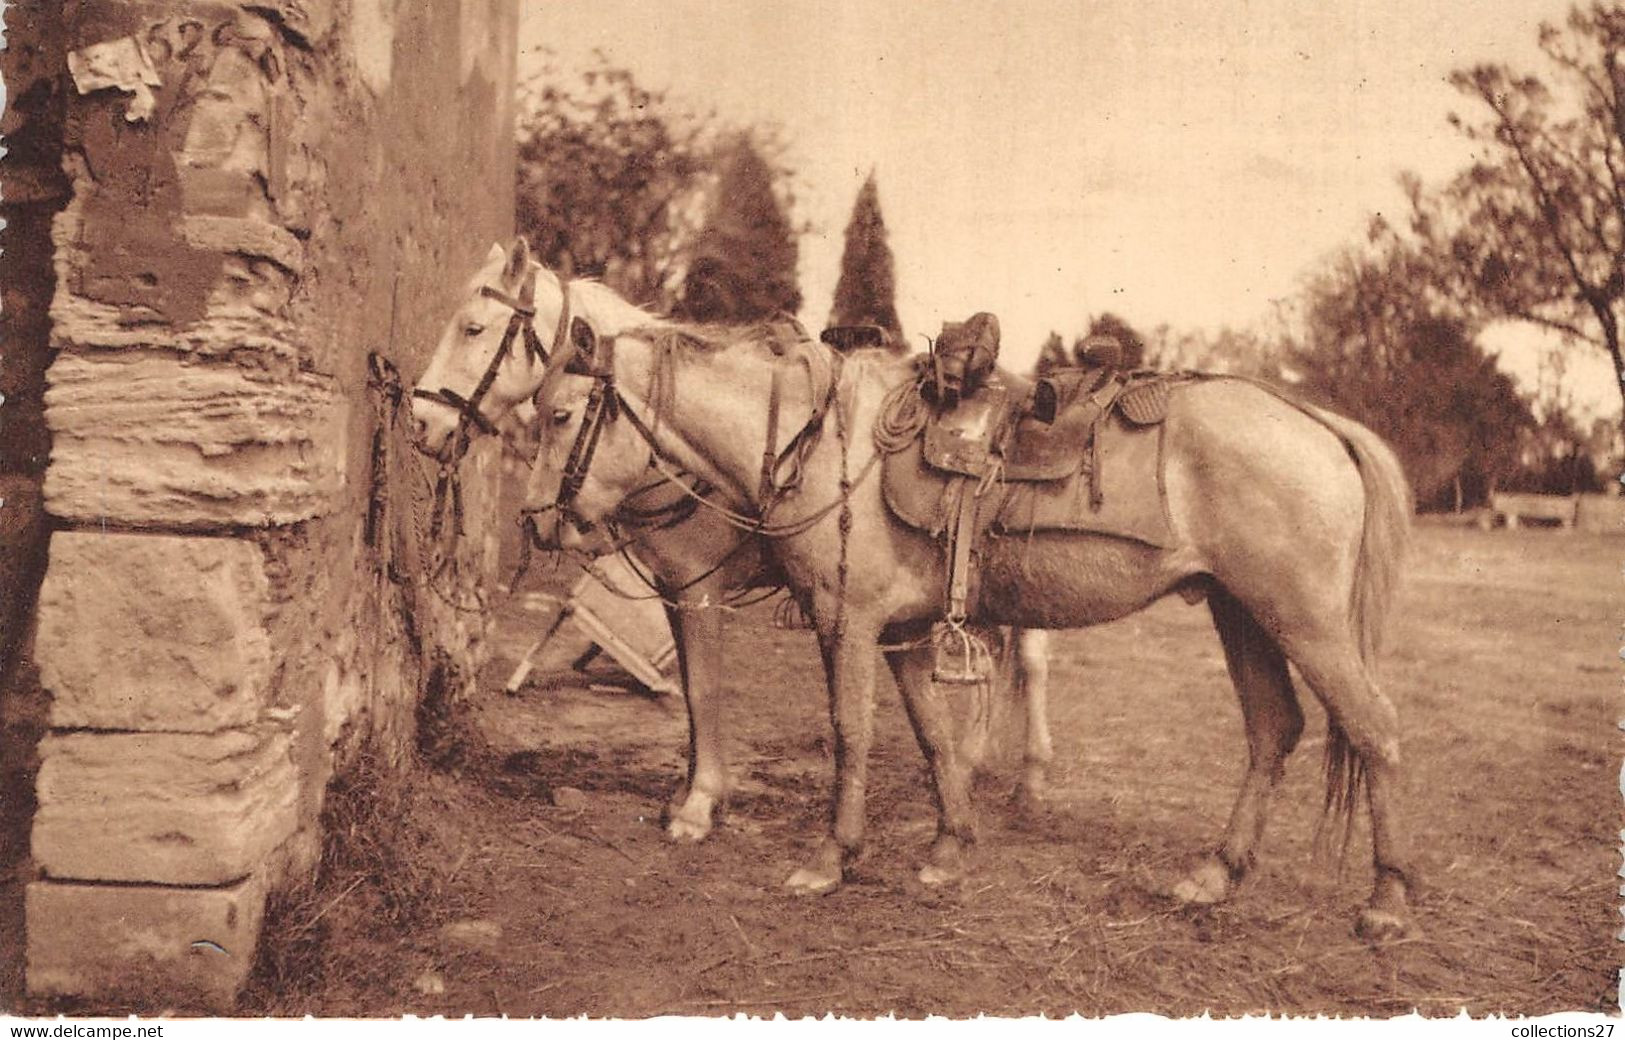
27;874;266;1011
43;351;344;528
36;531;273;732
33;728;299;884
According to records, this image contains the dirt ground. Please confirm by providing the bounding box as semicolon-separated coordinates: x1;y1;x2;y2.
246;521;1621;1018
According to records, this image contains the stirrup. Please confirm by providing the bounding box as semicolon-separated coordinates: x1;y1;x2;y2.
931;621;994;685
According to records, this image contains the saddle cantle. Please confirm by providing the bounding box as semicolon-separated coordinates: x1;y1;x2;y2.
1003;369;1118;481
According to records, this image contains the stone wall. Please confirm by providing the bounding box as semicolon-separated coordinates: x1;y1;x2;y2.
0;0;72;1004
10;0;517;1008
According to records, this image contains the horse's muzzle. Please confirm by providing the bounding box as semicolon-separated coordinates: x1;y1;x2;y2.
406;401;457;460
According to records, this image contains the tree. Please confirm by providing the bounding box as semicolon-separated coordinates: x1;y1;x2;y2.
1078;313;1147;369
828;172;903;346
514;53;710;309
1034;331;1069;375
1426;4;1625;432
1143;323;1285;376
673;134;802;323
1289;237;1536;506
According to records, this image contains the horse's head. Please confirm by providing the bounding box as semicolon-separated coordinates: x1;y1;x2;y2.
520;365;661;553
411;238;573;459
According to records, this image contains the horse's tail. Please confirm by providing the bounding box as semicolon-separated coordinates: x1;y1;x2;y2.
1298;404;1413;859
1307;405;1413;664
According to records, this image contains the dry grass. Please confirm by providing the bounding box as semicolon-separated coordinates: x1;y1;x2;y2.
243;748;478;1014
247;524;1620;1018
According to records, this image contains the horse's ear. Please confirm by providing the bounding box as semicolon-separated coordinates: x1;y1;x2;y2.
485;242;507;267
502;237;531;287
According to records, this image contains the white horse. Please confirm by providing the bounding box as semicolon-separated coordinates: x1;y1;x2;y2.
461;247;1414;941
412;241;1054;844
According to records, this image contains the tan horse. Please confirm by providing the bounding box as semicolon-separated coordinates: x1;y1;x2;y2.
412;241;1055;843
487;253;1416;941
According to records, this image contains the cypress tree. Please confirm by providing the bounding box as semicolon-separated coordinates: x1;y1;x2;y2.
828;172;903;348
675;135;801;323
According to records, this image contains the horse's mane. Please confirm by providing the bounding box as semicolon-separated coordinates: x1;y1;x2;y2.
526;262;921;395
532;267;660;334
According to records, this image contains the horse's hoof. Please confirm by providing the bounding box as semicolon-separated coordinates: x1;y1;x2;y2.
665;814;712;843
918;833;968;886
784;867;841;896
1356;908;1413;942
917;863;960;886
1013;781;1048;814
1171;857;1232;905
663;788;719;843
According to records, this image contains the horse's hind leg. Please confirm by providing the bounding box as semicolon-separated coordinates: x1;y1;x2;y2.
664;600;728;842
1013;628;1054;806
886;637;978;885
1280;629;1414;940
1173;589;1303;905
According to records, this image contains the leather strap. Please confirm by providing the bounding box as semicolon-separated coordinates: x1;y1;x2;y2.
946;477;979;623
759;362;785;504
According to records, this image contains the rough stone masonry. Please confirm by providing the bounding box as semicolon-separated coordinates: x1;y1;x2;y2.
4;0;518;1008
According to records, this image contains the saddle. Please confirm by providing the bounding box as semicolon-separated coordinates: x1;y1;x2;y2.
878;361;1186;623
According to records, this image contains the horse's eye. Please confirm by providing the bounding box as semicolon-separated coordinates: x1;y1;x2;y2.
551;408;572;426
464;323;485;337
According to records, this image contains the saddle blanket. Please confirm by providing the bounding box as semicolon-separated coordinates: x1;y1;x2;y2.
881;410;1176;549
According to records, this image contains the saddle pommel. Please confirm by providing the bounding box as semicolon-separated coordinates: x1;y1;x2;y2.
926;312;1001;408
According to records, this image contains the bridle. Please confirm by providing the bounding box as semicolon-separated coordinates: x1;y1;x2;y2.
412;266;566;459
555;355;621;511
528;330;653;536
526;327;867;545
411;265;580;543
516;325;889;613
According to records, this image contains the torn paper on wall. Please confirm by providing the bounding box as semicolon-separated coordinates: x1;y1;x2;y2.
67;36;163;123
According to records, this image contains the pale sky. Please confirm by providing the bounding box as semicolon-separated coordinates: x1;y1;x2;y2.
518;0;1617;418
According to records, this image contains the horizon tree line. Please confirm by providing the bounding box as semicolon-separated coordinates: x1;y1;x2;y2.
514;7;1625;506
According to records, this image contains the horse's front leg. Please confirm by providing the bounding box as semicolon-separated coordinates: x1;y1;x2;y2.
664;594;728;842
785;610;883;895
